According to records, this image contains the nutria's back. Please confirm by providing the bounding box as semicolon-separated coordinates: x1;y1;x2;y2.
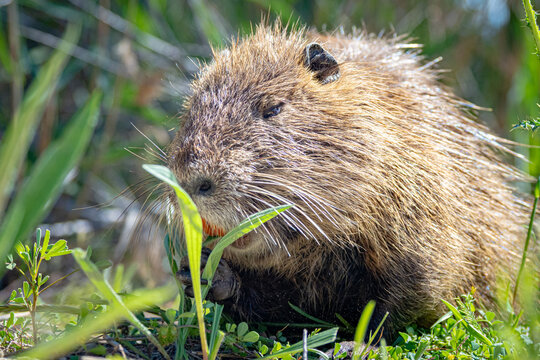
169;23;528;337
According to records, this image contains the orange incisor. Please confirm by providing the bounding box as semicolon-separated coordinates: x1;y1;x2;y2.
201;218;226;237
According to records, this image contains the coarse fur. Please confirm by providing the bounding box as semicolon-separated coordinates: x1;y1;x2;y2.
167;22;529;339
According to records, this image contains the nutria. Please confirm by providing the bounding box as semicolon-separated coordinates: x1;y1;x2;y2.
168;22;528;340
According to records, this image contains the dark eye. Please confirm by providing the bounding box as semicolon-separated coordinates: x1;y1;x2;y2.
262;103;283;119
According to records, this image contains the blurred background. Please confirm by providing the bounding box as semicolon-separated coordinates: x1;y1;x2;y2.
0;0;539;296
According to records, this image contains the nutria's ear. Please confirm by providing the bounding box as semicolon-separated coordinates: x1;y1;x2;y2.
303;43;340;84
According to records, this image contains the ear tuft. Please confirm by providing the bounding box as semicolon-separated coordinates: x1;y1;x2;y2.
303;43;340;84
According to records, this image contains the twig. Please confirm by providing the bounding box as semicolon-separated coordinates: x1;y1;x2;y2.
38;268;80;294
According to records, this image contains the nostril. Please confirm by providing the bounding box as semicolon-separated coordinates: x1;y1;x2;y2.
197;179;214;195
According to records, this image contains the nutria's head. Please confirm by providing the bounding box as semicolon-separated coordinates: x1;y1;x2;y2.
168;25;359;255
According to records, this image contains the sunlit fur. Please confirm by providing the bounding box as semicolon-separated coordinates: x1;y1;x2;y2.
168;22;528;333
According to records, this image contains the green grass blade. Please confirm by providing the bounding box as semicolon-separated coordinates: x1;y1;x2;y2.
287;302;336;327
258;328;338;359
144;165;293;360
0;91;102;269
72;248;173;360
513;177;539;305
202;204;292;282
208;303;224;358
142;164;208;359
414;341;429;360
208;331;225;360
431;311;453;328
364;311;388;353
22;281;176;359
0;22;80;217
353;300;376;360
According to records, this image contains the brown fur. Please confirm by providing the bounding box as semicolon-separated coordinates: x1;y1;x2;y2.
168;22;528;337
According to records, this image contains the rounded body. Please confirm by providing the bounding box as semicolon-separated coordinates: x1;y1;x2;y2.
169;24;527;338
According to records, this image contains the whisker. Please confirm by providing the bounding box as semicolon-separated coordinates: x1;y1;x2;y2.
245;184;332;243
131;121;168;158
242;190;318;245
124;147;148;161
250;178;341;229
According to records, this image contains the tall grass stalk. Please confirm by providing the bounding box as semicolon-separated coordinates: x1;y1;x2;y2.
352;301;375;360
143;164;208;359
143;164;292;360
513;177;539;305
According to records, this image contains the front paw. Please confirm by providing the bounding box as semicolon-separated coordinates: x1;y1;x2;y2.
176;248;239;302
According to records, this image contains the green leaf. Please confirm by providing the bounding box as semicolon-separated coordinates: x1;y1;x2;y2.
259;328;338;359
41;229;50;259
237;322;248;337
19;251;31;265
441;299;492;346
14;242;24;256
23;282;30;299
242;331;259;343
38;274;50;288
0;90;101;270
399;332;410;343
44;240;72;260
6;254;15;270
165;309;177;324
6;312;15;328
177;312;196;318
35;228;42;255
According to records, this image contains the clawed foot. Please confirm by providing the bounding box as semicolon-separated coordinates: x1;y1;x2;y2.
176;248;239;302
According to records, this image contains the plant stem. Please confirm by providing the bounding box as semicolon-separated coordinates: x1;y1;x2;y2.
30;304;37;344
31;274;38;344
512;177;539;306
523;0;540;57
